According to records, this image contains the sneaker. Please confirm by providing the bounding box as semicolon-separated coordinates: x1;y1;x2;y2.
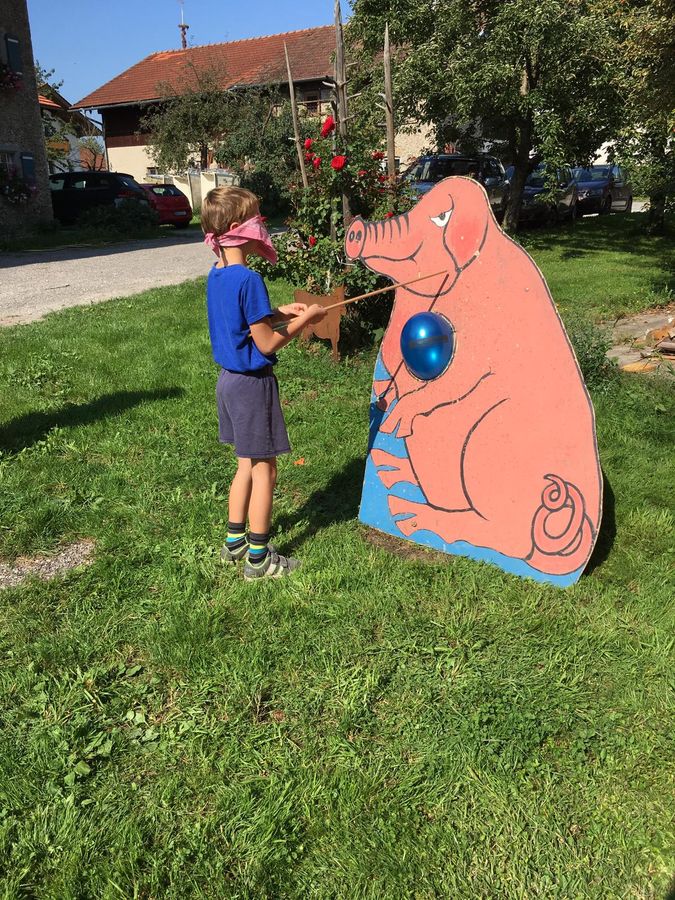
221;541;276;564
243;550;300;580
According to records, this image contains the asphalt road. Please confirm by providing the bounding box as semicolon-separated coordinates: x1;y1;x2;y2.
0;230;212;327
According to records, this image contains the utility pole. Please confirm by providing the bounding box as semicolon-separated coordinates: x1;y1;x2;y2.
285;43;309;190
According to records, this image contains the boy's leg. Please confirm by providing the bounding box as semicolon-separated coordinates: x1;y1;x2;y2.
221;457;252;563
247;458;277;564
244;458;300;579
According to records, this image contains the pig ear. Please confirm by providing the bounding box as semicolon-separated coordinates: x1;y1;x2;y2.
444;199;489;269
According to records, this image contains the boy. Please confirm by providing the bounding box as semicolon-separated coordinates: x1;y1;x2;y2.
201;186;326;580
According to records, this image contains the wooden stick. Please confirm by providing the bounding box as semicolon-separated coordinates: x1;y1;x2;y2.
269;269;448;331
383;23;397;183
285;43;308;190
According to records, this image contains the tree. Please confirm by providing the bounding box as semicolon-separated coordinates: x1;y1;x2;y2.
35;62;71;170
604;0;674;233
141;63;233;172
35;61;106;172
212;90;298;215
348;0;622;230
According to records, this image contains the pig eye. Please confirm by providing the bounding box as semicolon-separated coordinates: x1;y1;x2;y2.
431;209;452;227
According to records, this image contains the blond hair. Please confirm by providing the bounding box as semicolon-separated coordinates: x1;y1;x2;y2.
201;186;259;236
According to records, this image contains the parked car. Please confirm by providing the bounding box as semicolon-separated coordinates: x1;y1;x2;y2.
141;183;193;227
518;164;578;225
572;164;632;215
402;154;510;220
49;171;149;225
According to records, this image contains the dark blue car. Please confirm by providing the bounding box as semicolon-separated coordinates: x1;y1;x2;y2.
572;165;633;215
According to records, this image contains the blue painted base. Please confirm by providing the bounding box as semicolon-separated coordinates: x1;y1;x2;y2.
361;354;584;588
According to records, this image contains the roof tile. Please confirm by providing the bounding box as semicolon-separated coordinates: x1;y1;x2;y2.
72;25;336;109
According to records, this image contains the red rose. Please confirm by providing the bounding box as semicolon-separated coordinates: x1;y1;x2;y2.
378;174;386;182
372;150;385;160
331;155;347;171
304;152;314;162
309;236;317;247
312;156;321;169
357;169;368;177
304;138;313;150
384;211;394;218
320;115;336;138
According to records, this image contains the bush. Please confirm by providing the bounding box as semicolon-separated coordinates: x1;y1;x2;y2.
79;201;160;237
567;319;617;391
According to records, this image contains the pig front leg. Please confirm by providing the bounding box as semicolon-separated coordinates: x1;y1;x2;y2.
380;370;496;439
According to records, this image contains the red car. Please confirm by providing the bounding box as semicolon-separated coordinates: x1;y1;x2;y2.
141;183;192;227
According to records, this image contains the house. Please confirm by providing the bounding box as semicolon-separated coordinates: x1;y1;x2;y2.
38;88;106;174
0;0;52;233
71;25;430;186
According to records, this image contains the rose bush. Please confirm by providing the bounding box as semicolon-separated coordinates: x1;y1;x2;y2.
251;115;415;345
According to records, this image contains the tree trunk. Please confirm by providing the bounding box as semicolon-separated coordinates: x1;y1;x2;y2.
502;113;533;233
646;192;666;234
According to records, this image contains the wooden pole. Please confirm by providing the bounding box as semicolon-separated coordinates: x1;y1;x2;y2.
334;0;352;225
383;22;397;182
285;42;308;190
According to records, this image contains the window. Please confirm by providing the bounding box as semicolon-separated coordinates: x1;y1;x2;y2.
0;150;15;179
20;153;35;185
5;35;22;74
300;90;320;114
50;175;67;191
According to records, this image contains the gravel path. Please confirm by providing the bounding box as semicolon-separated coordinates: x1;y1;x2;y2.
0;231;213;327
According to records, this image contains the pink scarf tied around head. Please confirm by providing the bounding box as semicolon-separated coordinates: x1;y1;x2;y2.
204;215;278;264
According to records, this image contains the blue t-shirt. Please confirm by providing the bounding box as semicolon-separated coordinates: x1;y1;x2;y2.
206;264;277;372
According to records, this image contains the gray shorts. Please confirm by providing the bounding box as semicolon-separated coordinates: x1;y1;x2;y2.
216;366;291;459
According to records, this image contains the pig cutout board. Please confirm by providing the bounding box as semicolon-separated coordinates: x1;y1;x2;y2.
345;177;602;587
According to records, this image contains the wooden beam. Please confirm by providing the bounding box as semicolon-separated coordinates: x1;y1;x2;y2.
284;42;308;190
383;22;397;182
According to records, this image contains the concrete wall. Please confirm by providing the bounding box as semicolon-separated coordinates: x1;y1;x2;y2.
395;123;435;169
0;0;53;235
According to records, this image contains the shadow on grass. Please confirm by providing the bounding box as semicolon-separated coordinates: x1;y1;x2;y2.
585;470;617;575
519;212;673;258
0;388;183;454
275;456;365;551
664;875;675;900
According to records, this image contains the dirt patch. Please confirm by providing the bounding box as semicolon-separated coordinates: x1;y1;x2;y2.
0;539;95;590
362;526;450;564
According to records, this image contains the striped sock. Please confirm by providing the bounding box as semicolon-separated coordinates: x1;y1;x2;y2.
248;531;270;567
226;521;248;552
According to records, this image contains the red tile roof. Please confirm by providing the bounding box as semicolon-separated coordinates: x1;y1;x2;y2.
72;25;336;110
38;94;62;110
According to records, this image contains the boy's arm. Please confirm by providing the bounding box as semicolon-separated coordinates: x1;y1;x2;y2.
250;306;325;355
269;303;306;325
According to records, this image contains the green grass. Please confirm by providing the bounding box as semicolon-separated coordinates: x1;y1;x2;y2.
0;228;674;897
519;213;674;320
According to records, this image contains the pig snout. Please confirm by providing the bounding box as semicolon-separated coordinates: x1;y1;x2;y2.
345;219;368;259
345;213;416;265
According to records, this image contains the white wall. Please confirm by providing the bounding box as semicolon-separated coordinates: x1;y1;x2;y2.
107;144;157;182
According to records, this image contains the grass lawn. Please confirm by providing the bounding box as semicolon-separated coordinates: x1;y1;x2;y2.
0;219;674;897
519;213;674;320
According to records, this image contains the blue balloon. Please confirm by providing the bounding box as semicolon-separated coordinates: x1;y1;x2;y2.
400;312;455;381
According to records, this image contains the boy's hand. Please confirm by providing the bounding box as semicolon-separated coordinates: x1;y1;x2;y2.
278;303;307;317
306;304;328;323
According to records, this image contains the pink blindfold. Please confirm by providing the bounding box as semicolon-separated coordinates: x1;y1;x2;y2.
204;215;278;265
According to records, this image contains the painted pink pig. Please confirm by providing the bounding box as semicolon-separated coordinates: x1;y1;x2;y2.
345;177;602;582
